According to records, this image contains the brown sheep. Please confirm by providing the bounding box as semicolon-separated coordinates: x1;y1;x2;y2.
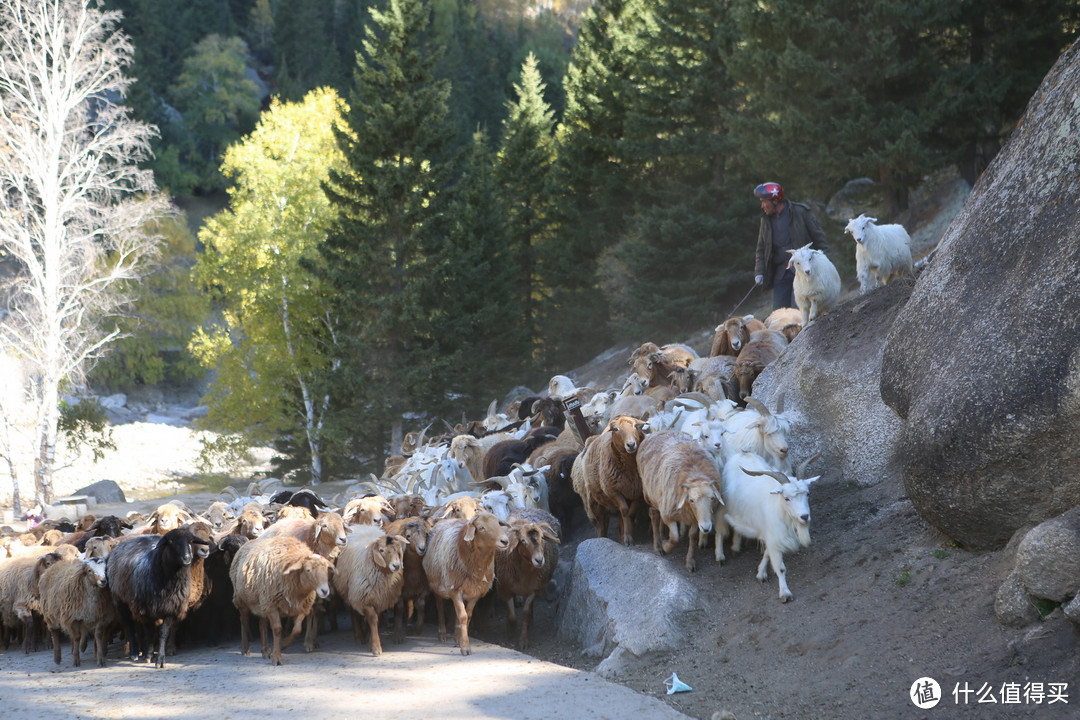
215;504;267;542
341;496;394;528
131;502;195;535
494;511;560;650
384;516;432;642
230;535;332;665
628;342;693;390
332;526;409;656
637;430;723;572
433;495;482;522
274;505;313;521
571;415;648;545
36;555;118;667
0;544;80;652
733;329;789;401
710;315;767;357
421;511;511;656
259;514;347;561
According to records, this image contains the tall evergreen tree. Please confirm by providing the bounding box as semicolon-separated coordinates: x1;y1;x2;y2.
545;0;653;369
317;0;457;464
495;53;557;378
727;0;947;215
438;131;526;411
615;0;753;337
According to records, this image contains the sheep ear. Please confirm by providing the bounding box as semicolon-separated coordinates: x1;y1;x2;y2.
284;558;306;574
463;520;477;542
373;546;389;568
676;484;690;510
506;530;520;553
803;475;821;486
867;216;877;223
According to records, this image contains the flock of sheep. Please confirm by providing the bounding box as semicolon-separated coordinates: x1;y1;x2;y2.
0;215;914;670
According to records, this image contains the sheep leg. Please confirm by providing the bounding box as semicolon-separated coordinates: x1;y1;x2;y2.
518;594;535;651
155;618;171;668
713;508;727;563
412;594;426;636
21;614;34;654
258;616;270;658
303;606;320;652
363;606;382;656
685;525;699;573
435;596;449;642
282;612;306;651
661;519;681;555
268;613;284;666
238;607;251;656
648;507;663;555
614;496;634;546
94;625;107;667
351;609;364;644
72;627;84;668
504;598;517;639
51;627;63;665
393;598;406;644
452;592;472;656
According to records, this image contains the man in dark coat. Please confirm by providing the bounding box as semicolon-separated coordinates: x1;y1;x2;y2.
753;182;830;310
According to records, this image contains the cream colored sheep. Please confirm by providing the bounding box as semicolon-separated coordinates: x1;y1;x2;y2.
36;556;117;667
229;535;333;665
332;526;409;656
422;511;510;656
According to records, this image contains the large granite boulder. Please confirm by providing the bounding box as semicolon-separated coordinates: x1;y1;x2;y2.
879;38;1080;549
752;280;912;488
557;538;700;677
996;507;1080;627
74;479;126;505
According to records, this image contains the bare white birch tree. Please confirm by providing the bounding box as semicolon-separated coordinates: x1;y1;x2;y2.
0;0;170;505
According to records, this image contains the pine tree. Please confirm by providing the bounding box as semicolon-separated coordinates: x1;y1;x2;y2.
495;53;557;378
317;0;457;463
438;131;526;411
727;0;947;215
615;0;753;336
544;0;654;369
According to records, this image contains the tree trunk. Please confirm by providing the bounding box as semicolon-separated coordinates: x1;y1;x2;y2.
3;456;22;515
34;383;59;506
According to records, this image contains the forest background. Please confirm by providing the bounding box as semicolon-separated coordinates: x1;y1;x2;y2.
20;0;1080;493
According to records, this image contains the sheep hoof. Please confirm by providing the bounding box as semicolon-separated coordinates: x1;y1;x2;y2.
686;561;697;573
460;645;472;656
780;593;793;603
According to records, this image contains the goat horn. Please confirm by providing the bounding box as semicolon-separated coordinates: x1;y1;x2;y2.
740;466;790;485
744;397;770;417
797;452;822;480
221;486;240;500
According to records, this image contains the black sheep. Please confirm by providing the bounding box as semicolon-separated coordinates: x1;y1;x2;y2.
176;534;248;647
270;488;330;517
106;526;210;668
482;426;562;479
60;515;132;552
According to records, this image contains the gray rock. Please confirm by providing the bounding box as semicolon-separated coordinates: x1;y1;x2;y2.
556;538;700;678
1014;507;1080;602
98;393;127;409
1063;594;1080;625
994;570;1040;627
145;412;188;427
825;177;883;222
880;38;1080;549
753;280;911;487
74;479;126;504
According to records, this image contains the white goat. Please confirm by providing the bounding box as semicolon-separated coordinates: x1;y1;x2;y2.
719;397;792;473
786;243;841;326
844;213;913;294
716;452;820;602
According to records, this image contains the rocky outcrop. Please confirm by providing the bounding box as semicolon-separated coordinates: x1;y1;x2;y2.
996;507;1080;627
556;538;699;677
879;37;1080;549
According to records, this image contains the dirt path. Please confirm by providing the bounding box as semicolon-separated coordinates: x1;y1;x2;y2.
0;632;691;720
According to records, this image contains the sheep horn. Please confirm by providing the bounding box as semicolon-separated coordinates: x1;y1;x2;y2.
745;397;770;417
740;466;790;485
221;485;240;500
796;452;822;480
